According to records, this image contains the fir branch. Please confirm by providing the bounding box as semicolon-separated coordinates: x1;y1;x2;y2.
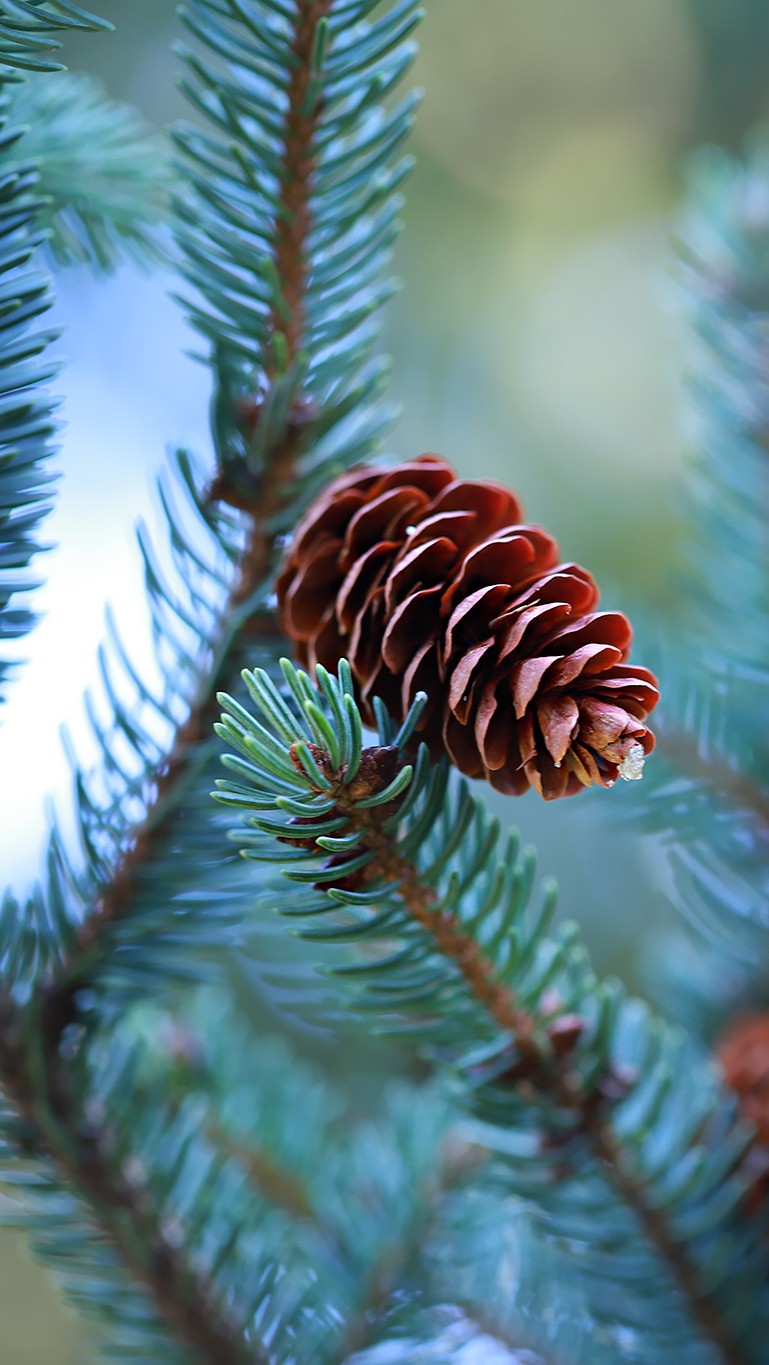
342;1307;548;1365
0;107;59;702
205;1121;317;1219
1;980;460;1365
217;661;769;1365
32;0;420;1007
6;71;173;270
656;718;769;832
1;4;423;1357
634;145;769;969
594;1128;748;1365
0;1;112;76
266;0;334;361
674;144;769;667
338;1131;485;1362
0;989;257;1365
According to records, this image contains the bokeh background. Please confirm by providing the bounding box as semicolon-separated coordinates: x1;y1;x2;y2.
2;1;769;1358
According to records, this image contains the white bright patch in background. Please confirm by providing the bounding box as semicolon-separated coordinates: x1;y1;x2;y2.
0;265;213;893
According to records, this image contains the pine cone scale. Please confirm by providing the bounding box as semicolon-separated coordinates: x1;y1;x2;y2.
571;641;625;679
512;656;558;717
496;602;565;661
475;684;518;771
281;538;343;640
337;540;399;631
448;640;495;720
382;585;444;674
344;487;427;562
277;455;659;799
537;694;580;764
349;588;386;681
386;536;459;615
443;529;559;616
402;641;441;719
442;583;512;674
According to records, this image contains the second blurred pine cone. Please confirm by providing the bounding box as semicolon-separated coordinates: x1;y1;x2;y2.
717;1014;769;1209
277;455;658;799
719;1015;769;1145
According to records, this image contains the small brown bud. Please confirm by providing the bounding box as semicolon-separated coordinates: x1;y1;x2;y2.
548;1014;585;1055
345;745;400;800
289;740;336;784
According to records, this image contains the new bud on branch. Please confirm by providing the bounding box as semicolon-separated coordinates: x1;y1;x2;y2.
277;456;659;800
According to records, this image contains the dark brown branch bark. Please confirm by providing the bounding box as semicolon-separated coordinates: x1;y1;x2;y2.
271;0;334;362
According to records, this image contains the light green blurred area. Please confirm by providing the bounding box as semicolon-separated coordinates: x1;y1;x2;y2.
5;2;769;1360
0;1224;82;1364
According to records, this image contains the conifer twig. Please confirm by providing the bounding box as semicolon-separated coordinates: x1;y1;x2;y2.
658;721;769;833
0;990;258;1365
358;811;746;1365
0;3;347;1357
339;1130;486;1360
378;840;746;1364
271;0;333;360
218;669;749;1365
362;813;746;1365
42;0;335;1020
593;1127;745;1365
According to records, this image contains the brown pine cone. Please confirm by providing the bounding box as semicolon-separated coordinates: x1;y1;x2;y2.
719;1015;769;1145
277;455;659;800
717;1014;769;1209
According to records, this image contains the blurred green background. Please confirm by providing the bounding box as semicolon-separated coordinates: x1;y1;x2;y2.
5;1;769;1358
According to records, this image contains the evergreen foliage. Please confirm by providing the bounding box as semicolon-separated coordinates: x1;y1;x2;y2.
0;89;60;700
639;144;769;1003
0;2;112;76
7;71;172;268
0;5;768;1365
0;15;172;703
215;661;769;1365
171;0;421;521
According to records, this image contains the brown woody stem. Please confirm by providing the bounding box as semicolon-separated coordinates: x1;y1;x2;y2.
383;857;540;1059
270;0;334;363
0;5;334;1362
320;776;541;1058
206;1123;316;1221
